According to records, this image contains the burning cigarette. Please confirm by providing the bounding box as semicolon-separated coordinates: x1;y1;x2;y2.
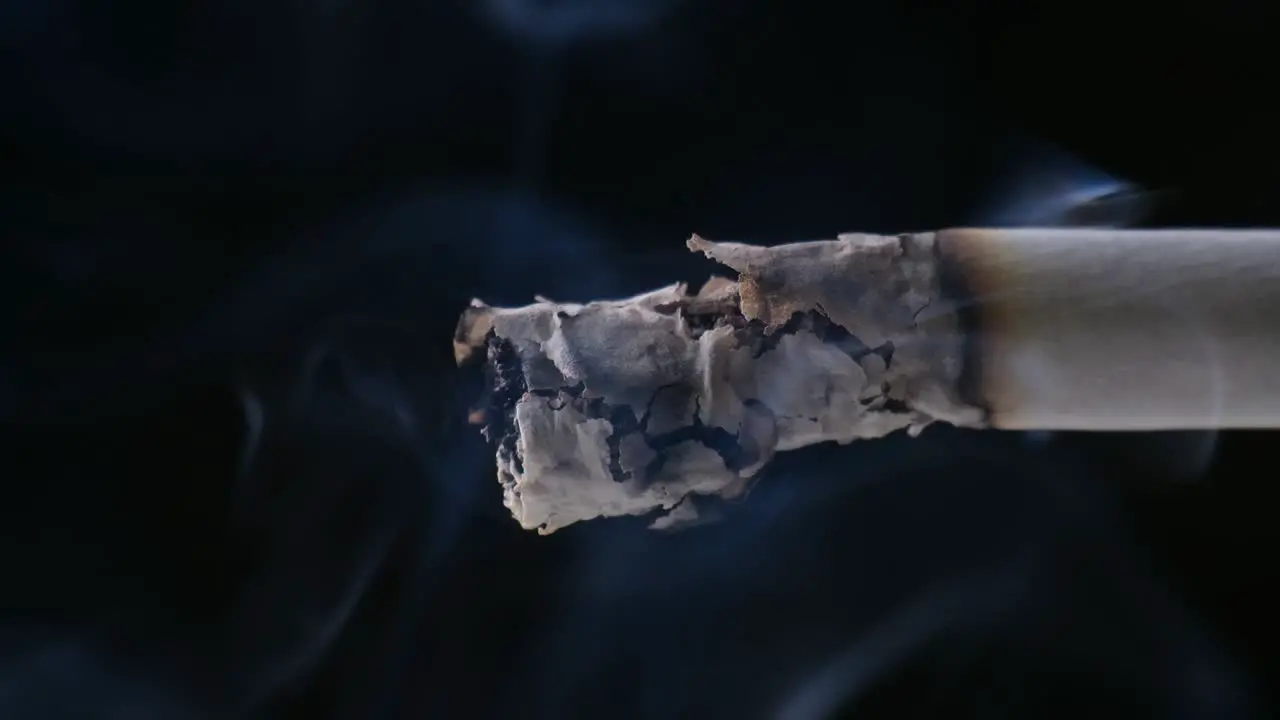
455;228;1280;533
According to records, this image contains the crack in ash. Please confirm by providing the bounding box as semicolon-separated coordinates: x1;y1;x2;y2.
642;396;751;479
741;310;894;366
530;382;747;484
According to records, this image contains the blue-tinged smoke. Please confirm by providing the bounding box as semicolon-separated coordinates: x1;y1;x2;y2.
0;630;201;718
476;0;682;46
975;138;1163;228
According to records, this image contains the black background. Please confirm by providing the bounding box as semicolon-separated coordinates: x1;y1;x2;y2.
2;1;1278;718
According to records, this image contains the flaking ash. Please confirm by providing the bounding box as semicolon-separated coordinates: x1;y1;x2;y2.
455;233;984;534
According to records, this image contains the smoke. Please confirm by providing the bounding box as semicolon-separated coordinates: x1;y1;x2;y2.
774;555;1036;720
474;0;684;46
0;631;202;719
769;461;1259;719
974;138;1170;228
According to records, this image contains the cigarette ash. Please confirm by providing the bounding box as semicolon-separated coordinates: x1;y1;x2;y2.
454;228;998;533
466;283;919;532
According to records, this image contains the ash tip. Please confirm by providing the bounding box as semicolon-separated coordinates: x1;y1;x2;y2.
454;302;496;365
686;233;712;253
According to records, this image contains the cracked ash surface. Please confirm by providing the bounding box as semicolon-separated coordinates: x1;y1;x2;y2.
454;233;986;534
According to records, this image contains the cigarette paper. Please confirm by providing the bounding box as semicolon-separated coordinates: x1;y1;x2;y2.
456;228;1280;533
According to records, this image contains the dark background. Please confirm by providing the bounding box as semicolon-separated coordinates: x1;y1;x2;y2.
2;1;1277;717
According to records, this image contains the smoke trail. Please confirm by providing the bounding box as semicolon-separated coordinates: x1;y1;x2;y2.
0;631;200;719
773;460;1260;719
975;138;1171;228
774;554;1036;720
474;0;683;46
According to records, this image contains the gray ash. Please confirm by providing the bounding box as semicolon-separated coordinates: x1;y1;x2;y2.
531;383;641;483
531;381;751;485
473;298;897;489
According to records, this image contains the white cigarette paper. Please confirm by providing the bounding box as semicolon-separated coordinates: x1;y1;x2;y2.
455;228;1280;533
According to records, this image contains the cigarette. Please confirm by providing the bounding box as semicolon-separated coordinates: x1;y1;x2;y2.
455;228;1280;533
